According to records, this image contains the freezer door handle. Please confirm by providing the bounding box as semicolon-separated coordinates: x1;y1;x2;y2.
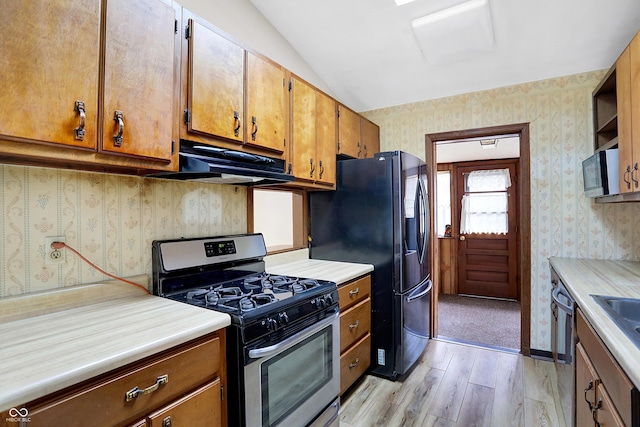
406;279;432;302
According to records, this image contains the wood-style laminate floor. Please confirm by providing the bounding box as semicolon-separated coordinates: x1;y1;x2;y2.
340;339;566;427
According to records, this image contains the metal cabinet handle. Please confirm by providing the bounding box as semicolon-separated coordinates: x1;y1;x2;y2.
363;144;367;157
319;160;324;178
633;163;639;188
233;111;241;137
357;141;362;157
624;165;632;189
113;110;124;147
591;397;602;427
349;358;359;369
584;379;595;410
125;374;168;402
349;320;359;331
251;116;258;141
310;158;315;177
163;416;172;427
74;101;86;140
349;287;359;297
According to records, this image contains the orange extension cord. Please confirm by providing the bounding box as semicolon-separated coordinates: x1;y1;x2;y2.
51;241;150;294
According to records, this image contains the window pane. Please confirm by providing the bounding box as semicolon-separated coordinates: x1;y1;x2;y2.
460;192;508;234
436;171;451;237
253;189;294;249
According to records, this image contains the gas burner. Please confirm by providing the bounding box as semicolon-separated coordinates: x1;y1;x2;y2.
238;293;278;312
186;288;213;301
271;278;321;295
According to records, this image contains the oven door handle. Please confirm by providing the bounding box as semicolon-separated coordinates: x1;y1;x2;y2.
248;311;339;360
552;286;574;314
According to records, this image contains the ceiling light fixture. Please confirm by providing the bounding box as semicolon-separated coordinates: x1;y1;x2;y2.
480;139;498;149
411;0;494;64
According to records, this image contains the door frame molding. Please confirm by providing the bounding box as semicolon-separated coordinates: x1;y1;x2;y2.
425;123;531;355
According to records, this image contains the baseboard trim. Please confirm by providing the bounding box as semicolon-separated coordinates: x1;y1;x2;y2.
529;348;553;361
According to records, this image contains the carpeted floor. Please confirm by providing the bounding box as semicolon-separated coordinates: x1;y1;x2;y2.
437;294;521;350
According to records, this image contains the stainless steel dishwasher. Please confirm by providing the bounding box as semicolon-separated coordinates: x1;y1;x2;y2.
550;266;576;427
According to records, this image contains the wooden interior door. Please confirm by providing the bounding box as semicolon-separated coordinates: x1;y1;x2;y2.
456;160;519;300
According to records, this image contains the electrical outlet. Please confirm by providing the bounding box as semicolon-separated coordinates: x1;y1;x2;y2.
45;236;66;265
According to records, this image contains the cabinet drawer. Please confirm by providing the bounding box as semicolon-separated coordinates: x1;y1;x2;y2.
147;379;221;427
340;298;371;353
338;275;371;311
577;309;634;427
340;334;371;395
24;333;222;427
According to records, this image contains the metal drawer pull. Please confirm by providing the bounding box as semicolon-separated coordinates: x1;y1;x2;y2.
349;288;359;297
163;416;172;427
125;374;169;401
349;320;359;331
349;358;359;369
113;110;124;147
74;101;86;140
251;116;258;141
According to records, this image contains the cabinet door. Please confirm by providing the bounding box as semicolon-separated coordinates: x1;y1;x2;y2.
246;52;287;155
187;19;244;144
0;0;100;149
595;383;626;427
147;380;222;427
102;0;176;162
290;77;316;181
316;91;337;185
576;343;599;427
338;105;361;158
361;118;380;159
630;32;640;192
617;44;634;193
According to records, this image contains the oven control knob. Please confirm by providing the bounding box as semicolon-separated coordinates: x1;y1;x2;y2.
315;298;326;309
278;312;289;326
323;294;334;306
265;318;278;331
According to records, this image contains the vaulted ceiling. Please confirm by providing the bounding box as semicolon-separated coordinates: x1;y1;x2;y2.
250;0;640;112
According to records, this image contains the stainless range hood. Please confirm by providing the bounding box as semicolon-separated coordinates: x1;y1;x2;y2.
148;141;294;186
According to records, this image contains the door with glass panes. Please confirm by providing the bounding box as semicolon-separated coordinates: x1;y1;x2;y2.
455;160;518;300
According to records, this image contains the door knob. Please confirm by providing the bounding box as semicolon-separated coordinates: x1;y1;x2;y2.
459;235;466;241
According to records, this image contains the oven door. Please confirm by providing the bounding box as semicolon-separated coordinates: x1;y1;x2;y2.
244;311;340;427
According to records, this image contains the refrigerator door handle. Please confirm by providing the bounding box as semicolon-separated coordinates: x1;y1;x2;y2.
417;177;428;264
406;279;432;302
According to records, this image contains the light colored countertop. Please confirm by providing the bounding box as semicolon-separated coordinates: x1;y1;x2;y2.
265;256;374;285
549;257;640;389
0;277;230;412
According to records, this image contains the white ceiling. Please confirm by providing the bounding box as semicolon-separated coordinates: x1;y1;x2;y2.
250;0;640;112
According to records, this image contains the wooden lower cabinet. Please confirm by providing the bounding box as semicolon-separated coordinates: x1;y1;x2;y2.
12;331;226;427
142;380;221;427
338;275;372;395
576;308;639;426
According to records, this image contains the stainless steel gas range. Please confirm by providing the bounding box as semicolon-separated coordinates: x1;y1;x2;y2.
152;234;340;427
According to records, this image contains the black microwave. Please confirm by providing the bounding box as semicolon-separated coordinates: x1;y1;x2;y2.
582;149;619;197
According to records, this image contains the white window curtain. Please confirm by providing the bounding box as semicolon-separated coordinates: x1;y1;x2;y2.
460;169;511;234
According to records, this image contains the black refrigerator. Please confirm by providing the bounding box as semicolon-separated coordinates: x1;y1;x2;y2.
309;150;431;380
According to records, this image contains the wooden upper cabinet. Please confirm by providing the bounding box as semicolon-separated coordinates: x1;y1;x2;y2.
101;0;177;162
291;77;317;181
246;52;287;155
316;91;337;186
361;117;380;158
338;105;361;158
290;76;336;186
0;0;100;150
616;32;640;193
186;18;244;144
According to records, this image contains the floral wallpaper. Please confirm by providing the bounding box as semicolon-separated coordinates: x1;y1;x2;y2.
0;166;247;297
362;70;640;351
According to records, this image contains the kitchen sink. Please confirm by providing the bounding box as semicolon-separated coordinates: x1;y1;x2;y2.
591;295;640;349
